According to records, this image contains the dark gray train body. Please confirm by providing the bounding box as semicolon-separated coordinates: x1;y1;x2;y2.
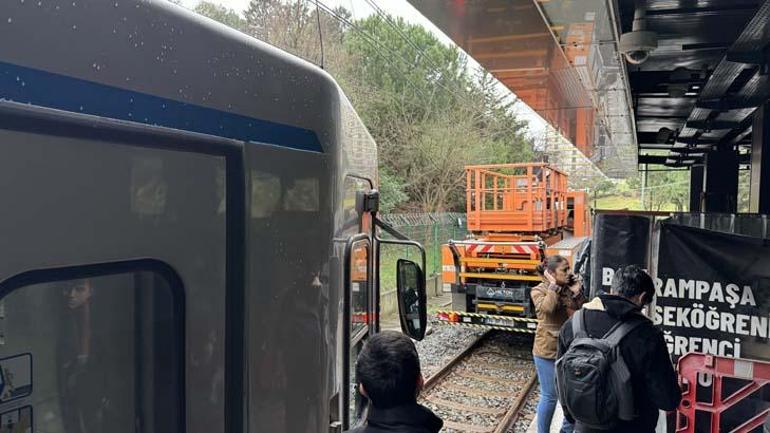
0;1;408;432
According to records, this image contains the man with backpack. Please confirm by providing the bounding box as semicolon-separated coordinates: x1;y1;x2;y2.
556;265;681;433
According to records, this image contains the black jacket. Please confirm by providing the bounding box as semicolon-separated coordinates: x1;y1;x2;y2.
557;295;681;433
344;403;442;433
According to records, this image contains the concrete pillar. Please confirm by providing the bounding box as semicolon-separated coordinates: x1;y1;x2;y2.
704;146;739;213
690;165;704;212
750;103;770;213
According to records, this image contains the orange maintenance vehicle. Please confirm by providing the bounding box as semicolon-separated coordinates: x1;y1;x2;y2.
438;163;591;332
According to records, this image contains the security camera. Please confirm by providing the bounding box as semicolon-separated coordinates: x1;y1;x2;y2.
619;3;657;65
624;49;650;65
619;31;657;65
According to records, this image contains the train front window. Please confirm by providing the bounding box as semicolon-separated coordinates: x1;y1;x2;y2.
0;265;183;433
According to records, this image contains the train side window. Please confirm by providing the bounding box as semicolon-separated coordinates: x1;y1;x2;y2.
0;261;184;433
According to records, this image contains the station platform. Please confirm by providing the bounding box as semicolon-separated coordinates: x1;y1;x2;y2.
526;405;565;433
527;407;668;433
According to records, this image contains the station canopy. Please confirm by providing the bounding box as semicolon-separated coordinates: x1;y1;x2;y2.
409;0;770;176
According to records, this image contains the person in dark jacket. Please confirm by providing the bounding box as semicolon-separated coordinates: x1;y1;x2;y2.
344;331;442;433
557;265;681;433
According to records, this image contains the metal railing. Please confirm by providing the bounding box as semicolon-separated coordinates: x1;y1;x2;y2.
379;212;467;278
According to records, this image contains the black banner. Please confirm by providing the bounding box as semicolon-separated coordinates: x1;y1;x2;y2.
590;213;653;297
655;223;770;362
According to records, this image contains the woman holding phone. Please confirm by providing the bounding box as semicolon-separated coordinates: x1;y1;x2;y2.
531;255;586;433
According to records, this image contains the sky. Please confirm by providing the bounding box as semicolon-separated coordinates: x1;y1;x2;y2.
176;0;549;138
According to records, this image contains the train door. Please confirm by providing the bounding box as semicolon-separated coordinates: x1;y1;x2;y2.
334;179;428;432
335;176;376;431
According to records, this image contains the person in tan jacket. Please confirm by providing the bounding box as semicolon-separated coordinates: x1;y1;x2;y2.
531;255;586;433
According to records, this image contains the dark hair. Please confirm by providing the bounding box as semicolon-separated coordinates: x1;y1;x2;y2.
355;331;421;408
536;254;568;276
611;265;654;304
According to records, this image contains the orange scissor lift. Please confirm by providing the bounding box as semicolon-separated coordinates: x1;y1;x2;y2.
438;163;591;333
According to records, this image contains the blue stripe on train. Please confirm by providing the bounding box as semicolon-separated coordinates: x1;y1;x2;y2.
0;60;323;152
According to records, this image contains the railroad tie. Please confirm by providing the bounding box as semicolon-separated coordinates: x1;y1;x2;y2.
423;395;507;416
442;420;498;433
441;381;518;399
455;367;512;385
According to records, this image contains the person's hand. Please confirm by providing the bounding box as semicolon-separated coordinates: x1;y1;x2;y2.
544;269;557;286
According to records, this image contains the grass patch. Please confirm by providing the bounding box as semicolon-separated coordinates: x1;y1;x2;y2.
594;194;680;211
594;195;642;210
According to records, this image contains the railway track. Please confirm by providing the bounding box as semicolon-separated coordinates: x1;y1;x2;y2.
419;330;538;433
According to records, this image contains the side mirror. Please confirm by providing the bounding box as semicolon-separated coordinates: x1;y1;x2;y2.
374;230;427;342
396;259;426;341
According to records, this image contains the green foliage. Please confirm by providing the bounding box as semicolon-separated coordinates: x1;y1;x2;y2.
642;170;690;211
194;2;245;31
340;15;534;211
594;170;692;211
626;173;641;191
378;169;409;213
592;179;616;197
738;168;751;212
194;0;535;211
343;15;469;122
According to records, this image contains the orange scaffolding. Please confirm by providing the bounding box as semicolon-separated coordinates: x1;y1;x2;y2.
465;163;569;234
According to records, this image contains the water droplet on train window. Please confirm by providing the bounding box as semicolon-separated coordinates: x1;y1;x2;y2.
7;18;12;23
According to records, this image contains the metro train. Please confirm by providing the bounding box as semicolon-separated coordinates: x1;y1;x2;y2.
0;1;426;432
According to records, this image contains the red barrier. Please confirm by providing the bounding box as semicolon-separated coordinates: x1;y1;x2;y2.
677;353;770;433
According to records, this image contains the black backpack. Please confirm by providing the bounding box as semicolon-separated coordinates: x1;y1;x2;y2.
555;309;646;430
